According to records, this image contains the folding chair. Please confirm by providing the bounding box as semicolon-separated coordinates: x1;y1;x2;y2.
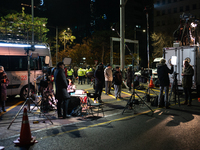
86;93;104;117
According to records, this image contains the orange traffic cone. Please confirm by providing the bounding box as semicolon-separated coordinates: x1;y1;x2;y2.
149;76;154;88
198;98;200;102
13;107;38;146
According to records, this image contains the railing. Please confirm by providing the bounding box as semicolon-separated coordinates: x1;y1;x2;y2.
0;21;43;44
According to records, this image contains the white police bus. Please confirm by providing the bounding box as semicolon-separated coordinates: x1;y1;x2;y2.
0;43;52;100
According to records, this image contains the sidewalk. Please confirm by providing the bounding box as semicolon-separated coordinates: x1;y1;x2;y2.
0;82;199;140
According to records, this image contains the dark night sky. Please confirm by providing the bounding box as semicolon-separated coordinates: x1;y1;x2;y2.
0;0;151;27
0;0;120;27
0;0;152;67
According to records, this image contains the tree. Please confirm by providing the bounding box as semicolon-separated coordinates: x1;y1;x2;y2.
0;12;49;43
90;30;116;64
58;29;76;49
151;32;173;58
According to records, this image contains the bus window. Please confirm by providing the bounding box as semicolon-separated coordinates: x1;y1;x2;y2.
40;56;45;69
30;56;45;70
30;58;38;70
10;56;27;71
0;56;9;71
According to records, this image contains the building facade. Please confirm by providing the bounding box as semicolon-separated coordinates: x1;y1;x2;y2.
154;0;200;38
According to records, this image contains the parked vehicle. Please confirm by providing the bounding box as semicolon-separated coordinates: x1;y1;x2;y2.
163;46;200;94
151;57;163;80
0;43;52;100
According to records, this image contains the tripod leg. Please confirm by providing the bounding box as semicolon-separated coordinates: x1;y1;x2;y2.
122;95;134;115
135;92;154;113
30;98;53;125
168;81;174;104
7;98;28;129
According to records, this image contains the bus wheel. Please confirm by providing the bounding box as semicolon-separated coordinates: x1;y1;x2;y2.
20;85;34;101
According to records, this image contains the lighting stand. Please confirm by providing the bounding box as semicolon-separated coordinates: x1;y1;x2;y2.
7;46;53;130
168;72;180;106
110;25;154;115
122;59;154;115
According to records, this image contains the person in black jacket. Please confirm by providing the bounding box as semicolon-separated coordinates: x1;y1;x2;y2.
113;67;123;99
94;63;105;103
157;59;173;108
54;62;71;118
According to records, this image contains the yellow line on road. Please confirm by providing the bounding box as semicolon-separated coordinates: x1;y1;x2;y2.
40;109;154;141
0;101;24;116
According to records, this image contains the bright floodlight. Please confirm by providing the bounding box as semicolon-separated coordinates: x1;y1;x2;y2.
191;22;197;28
111;26;115;31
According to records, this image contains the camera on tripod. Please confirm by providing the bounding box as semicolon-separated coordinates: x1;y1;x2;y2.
36;66;57;113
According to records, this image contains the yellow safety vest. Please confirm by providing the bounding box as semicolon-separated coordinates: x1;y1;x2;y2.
82;69;86;76
67;69;74;76
86;68;93;73
78;68;84;76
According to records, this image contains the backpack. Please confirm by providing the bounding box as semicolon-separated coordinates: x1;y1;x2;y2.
151;95;165;107
151;96;158;106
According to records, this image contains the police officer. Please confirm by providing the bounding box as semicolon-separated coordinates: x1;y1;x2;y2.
86;65;93;84
78;67;84;84
82;67;87;84
67;66;74;81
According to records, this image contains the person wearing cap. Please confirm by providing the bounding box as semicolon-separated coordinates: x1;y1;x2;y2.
104;63;113;95
157;59;173;109
0;66;9;113
182;60;194;106
54;62;71;118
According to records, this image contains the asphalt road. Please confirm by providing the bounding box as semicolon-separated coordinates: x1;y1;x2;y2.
0;82;200;150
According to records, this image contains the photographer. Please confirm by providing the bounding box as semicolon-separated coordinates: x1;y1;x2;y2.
157;59;173;109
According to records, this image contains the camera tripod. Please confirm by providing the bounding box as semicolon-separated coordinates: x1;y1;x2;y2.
122;87;154;115
168;72;180;106
7;95;53;129
8;79;54;129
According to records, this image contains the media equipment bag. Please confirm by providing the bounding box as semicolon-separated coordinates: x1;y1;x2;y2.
151;95;164;107
68;96;81;116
